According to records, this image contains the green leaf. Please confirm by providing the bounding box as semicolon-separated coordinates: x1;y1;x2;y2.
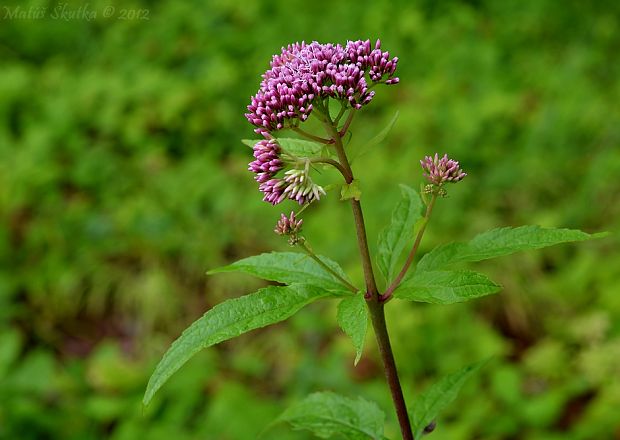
352;111;399;162
411;361;486;438
278;392;386;439
394;270;501;304
277;138;324;158
377;185;424;283
337;295;368;365
208;252;354;294
240;138;324;158
241;139;257;148
144;285;328;405
418;226;603;271
341;180;362;201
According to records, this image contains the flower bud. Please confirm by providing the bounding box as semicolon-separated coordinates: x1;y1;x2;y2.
420;153;466;186
274;211;305;245
274;211;303;236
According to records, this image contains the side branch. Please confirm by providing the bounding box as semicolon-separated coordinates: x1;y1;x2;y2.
292;126;334;144
339;109;356;137
310;157;352;182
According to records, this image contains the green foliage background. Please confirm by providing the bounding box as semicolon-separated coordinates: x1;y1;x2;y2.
1;0;619;438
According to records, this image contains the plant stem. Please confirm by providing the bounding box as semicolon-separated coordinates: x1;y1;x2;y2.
339;109;356;137
323;111;414;440
300;242;358;294
349;199;379;296
321;118;376;294
309;158;351;181
381;193;438;302
292;126;334;144
367;301;413;440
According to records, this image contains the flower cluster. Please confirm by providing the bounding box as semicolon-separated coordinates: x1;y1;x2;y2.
246;39;399;134
248;139;325;205
257;166;326;206
275;211;304;246
275;211;303;236
248;139;283;184
420;153;467;186
281;168;326;205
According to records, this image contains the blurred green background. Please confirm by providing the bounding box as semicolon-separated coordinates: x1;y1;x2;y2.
1;0;619;438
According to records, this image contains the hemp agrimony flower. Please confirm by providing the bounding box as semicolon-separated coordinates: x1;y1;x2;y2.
248;138;283;180
275;211;304;245
245;40;398;207
281;167;326;205
146;39;603;440
275;211;304;235
420;153;467;186
245;40;399;134
248;138;325;205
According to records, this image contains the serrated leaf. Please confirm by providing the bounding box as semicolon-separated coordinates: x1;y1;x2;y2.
337;295;368;365
352;111;399;162
411;361;486;438
277;138;324;158
418;226;603;271
377;185;424;283
208;252;354;294
394;270;501;304
278;392;386;440
341;180;362;201
144;285;328;405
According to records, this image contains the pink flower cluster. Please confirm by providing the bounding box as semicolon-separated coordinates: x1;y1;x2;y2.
248;139;325;205
248;139;283;184
245;40;399;134
420;153;467;185
274;211;304;236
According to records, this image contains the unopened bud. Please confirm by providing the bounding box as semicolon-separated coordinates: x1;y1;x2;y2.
275;211;304;246
420;153;466;186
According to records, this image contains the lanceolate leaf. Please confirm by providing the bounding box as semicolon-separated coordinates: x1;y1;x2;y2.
143;285;329;405
352;111;399;162
411;361;486;439
394;270;501;304
377;185;424;283
276;138;324;158
337;295;368;365
208;252;354;294
241;138;324;158
241;139;258;148
418;226;602;271
278;392;386;440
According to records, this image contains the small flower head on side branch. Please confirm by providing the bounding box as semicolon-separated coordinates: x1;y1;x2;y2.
275;211;304;246
421;153;466;197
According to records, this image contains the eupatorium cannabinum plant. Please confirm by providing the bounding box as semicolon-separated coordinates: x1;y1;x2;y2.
144;40;604;439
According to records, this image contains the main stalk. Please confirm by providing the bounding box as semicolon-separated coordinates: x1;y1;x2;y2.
323;115;414;440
